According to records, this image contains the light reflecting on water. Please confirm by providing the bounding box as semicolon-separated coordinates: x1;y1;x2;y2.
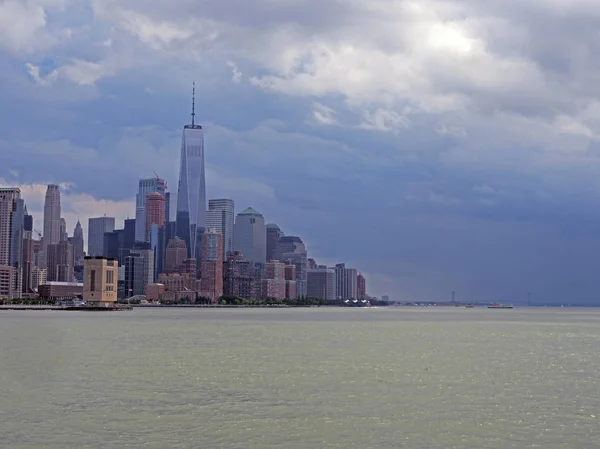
1;308;599;448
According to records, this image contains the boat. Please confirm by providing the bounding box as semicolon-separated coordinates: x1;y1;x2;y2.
487;303;513;309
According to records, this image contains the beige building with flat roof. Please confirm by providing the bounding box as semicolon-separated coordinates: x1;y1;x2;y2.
83;257;118;305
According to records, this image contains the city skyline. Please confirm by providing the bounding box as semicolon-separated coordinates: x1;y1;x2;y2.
3;0;600;303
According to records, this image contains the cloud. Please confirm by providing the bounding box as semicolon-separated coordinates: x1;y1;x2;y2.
311;102;339;126
4;0;600;302
227;60;243;83
0;0;67;55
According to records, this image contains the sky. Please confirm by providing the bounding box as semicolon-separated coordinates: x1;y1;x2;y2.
2;0;600;304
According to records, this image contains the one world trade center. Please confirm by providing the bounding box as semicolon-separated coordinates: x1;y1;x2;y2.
176;83;206;258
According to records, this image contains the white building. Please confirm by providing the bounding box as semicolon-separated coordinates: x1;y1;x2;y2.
88;216;115;257
335;263;358;299
206;198;234;259
233;207;266;264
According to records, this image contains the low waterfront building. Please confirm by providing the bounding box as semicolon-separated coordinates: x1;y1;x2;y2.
83;256;118;306
38;281;83;301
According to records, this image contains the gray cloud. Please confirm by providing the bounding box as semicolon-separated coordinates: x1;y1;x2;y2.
2;0;600;302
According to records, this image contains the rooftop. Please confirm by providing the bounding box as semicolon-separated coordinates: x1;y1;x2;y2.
238;207;262;216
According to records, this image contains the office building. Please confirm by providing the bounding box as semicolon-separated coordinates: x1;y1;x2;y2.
199;229;223;302
135;177;166;243
206;199;234;259
266;223;283;262
284;262;297;299
46;241;74;283
72;220;85;265
176;85;206;258
88;216;115;257
165;237;188;273
123;218;136;250
42;184;61;267
123;248;154;298
307;267;336;301
22;212;33;294
83;257;118;305
59;218;68;242
233;207;266;264
335;263;358;299
0;188;25;299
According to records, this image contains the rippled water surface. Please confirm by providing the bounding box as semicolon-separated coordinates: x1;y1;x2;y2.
1;307;599;448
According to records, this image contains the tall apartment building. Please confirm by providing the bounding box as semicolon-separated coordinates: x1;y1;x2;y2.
199;229;223;302
206;199;234;259
334;263;358;300
88;216;115;257
146;192;166;237
307;267;336;301
233;207;266;264
135;177;166;243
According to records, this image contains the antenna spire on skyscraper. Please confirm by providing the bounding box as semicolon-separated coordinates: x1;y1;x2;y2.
191;81;196;126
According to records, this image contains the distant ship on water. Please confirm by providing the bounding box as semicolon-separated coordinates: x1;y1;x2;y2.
488;303;514;309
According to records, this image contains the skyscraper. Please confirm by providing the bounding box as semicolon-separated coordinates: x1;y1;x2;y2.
22;211;33;294
233;207;266;264
146;192;166;236
0;188;24;299
42;184;61;267
72;220;85;265
277;236;308;297
88;216;115;257
266;223;283;262
199;229;223;302
176;84;206;258
357;273;366;300
135;177;166;243
206;199;234;259
59;218;68;242
334;263;358;300
307;267;336;301
46;241;74;282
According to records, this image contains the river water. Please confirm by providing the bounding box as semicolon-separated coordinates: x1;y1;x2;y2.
1;307;599;448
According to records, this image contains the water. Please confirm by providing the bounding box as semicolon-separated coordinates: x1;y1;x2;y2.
1;307;599;448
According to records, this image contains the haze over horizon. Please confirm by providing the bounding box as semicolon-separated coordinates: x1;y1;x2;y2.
2;0;600;304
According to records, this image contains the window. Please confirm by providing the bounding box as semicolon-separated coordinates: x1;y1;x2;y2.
106;269;114;285
90;270;96;291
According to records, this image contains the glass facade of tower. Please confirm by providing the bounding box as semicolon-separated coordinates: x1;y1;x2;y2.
176;125;206;258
